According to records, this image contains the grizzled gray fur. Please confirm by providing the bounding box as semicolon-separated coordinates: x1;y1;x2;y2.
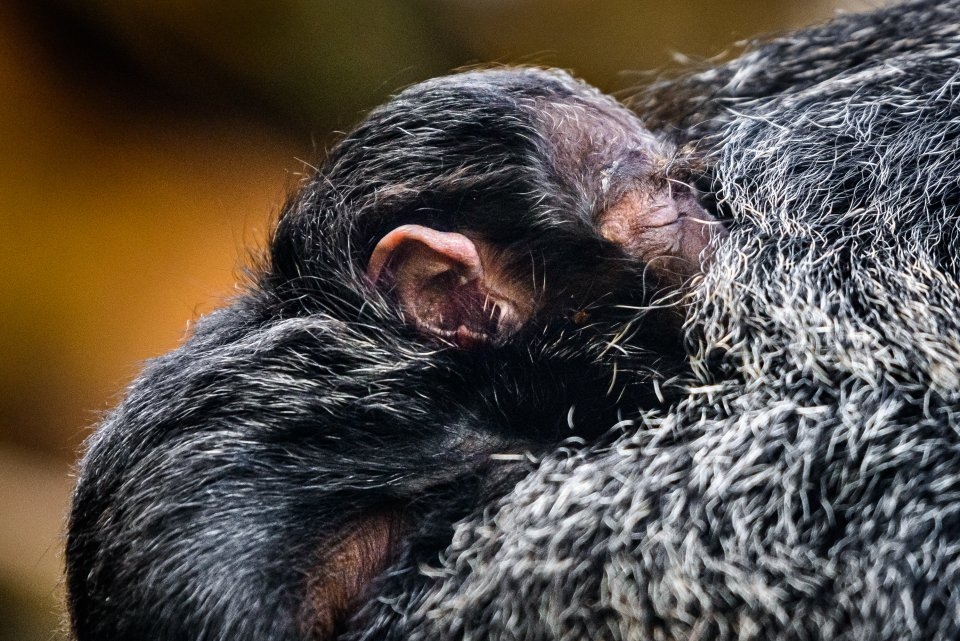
349;1;960;639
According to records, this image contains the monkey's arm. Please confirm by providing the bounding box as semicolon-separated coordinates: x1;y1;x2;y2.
65;306;476;641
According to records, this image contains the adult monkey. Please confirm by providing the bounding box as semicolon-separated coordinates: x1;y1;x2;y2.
66;68;722;641
351;1;960;640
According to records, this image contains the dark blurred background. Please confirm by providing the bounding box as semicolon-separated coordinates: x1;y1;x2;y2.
0;0;880;637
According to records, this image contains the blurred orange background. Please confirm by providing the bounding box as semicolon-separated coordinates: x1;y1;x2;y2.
0;0;876;637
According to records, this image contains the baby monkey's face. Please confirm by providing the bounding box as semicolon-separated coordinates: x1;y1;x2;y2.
535;92;723;288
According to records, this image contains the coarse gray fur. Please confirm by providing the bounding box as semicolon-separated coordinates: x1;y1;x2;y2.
349;1;960;639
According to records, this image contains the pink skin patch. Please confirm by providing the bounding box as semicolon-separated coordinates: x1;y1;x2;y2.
366;224;535;347
600;186;724;286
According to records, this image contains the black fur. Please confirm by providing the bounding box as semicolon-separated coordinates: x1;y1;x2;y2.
70;0;960;635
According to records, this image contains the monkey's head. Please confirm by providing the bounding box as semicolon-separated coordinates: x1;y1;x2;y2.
269;67;721;357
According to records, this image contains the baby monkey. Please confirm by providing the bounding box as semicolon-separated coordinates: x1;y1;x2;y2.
66;68;724;641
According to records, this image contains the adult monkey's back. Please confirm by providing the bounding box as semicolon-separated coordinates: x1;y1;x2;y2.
351;1;960;640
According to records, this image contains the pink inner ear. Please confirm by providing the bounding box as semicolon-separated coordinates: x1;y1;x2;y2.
366;225;482;285
366;224;533;347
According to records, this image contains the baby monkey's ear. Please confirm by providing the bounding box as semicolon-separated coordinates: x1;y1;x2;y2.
367;225;532;348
